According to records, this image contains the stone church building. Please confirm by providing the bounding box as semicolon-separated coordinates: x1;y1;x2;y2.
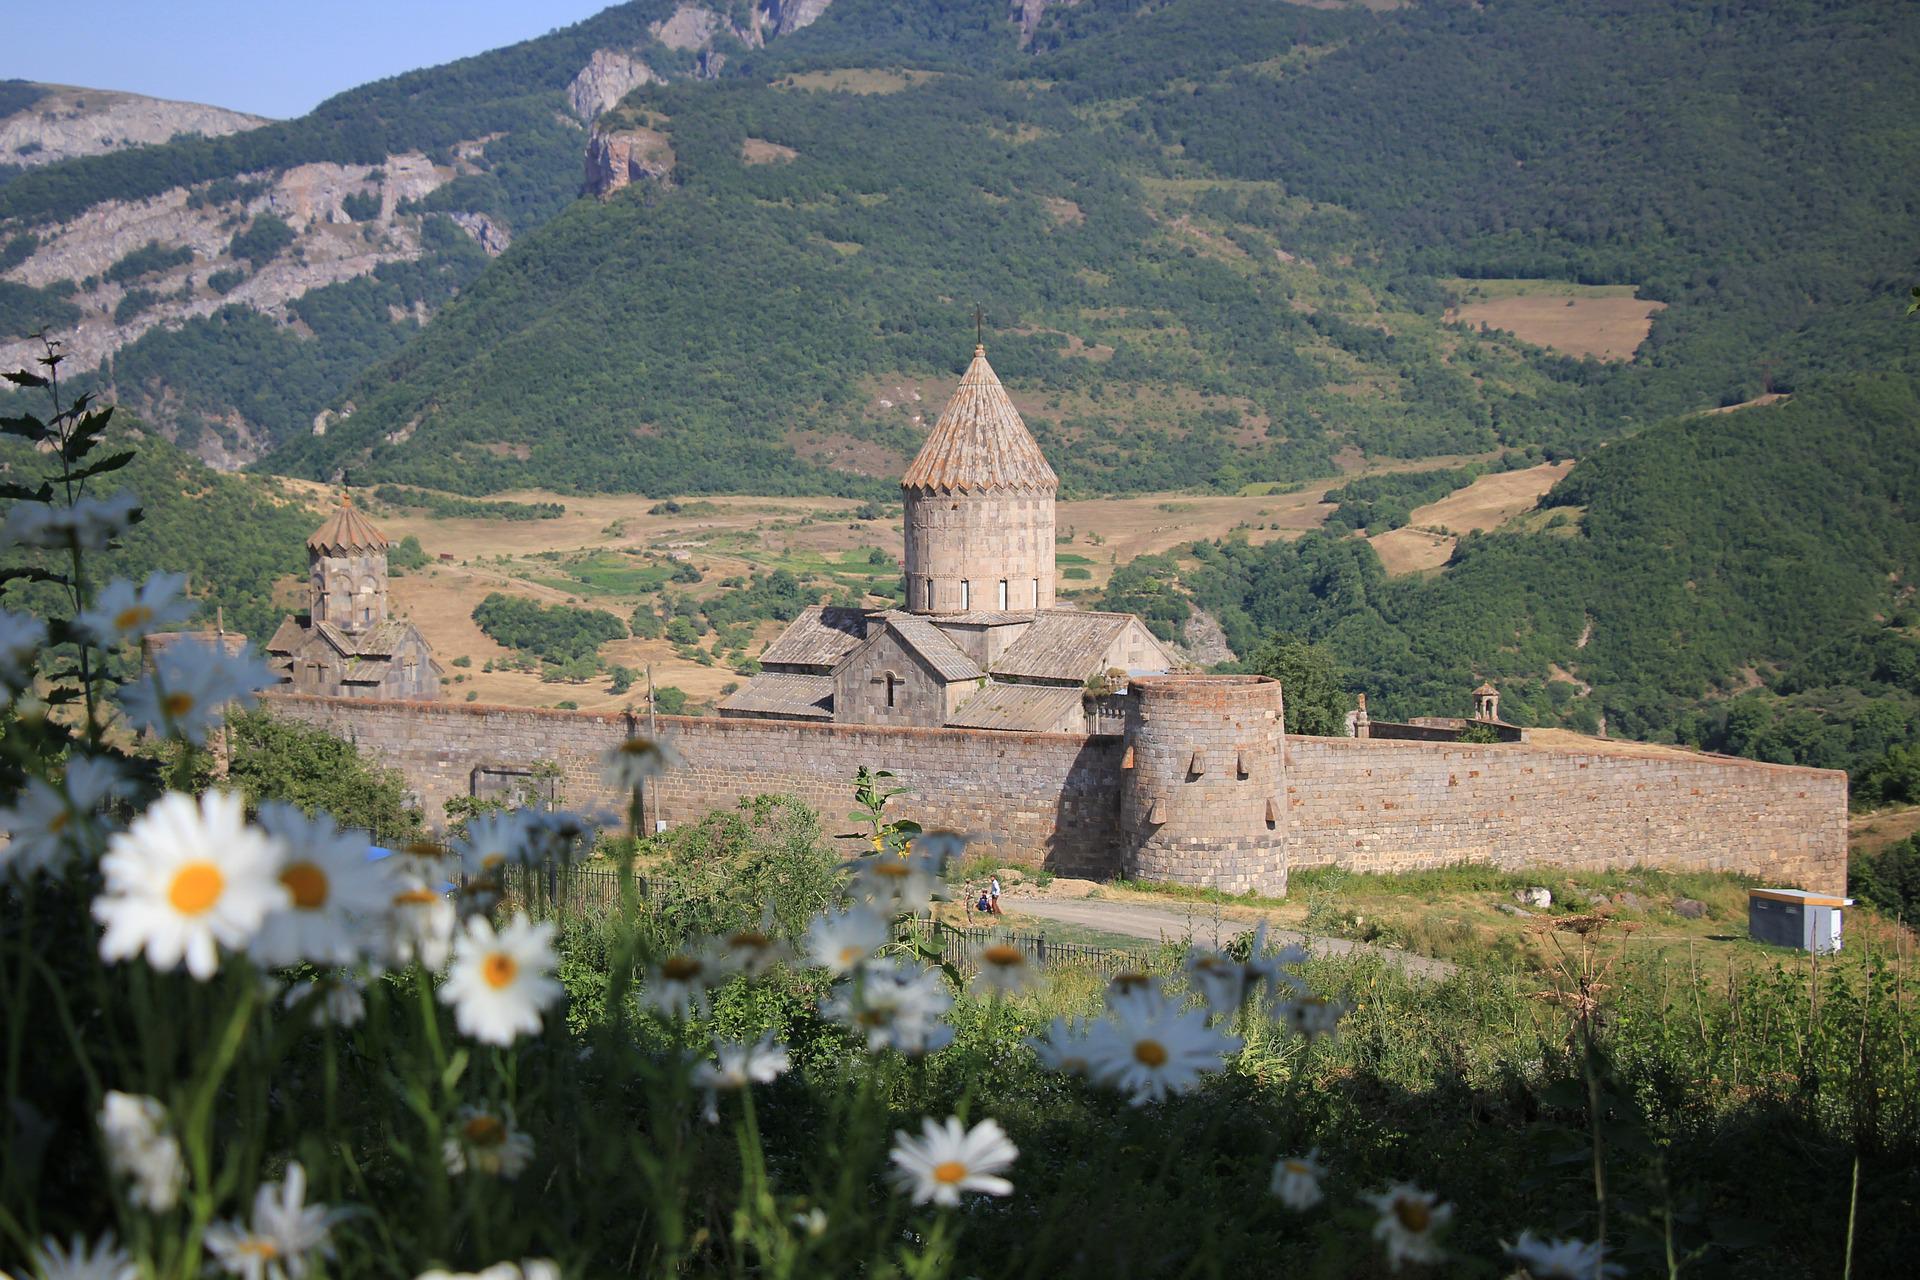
266;497;442;700
720;344;1177;733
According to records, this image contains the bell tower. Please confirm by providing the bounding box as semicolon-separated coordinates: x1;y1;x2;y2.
901;341;1059;615
306;495;390;632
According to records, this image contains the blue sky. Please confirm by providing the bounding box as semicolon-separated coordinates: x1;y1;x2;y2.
4;1;619;119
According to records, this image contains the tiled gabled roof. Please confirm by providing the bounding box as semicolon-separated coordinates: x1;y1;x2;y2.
946;682;1085;732
717;672;835;719
759;605;868;670
900;346;1058;494
989;611;1131;682
881;613;983;683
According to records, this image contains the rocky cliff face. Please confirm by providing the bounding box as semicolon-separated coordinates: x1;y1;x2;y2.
584;125;676;197
1011;0;1077;44
0;84;268;169
565;49;663;124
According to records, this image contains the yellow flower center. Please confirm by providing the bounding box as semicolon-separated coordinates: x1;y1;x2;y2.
1112;972;1152;993
114;604;154;630
463;1114;507;1146
161;691;196;718
1394;1199;1431;1233
236;1239;281;1259
855;1006;895;1028
482;952;519;989
836;945;865;967
620;738;661;758
403;840;443;859
393;887;439;906
872;861;911;878
481;851;506;869
729;930;770;952
983;944;1024;968
1285;1160;1312;1176
932;1160;969;1184
661;954;703;981
1133;1039;1169;1067
281;861;330;910
167;862;224;915
47;810;69;834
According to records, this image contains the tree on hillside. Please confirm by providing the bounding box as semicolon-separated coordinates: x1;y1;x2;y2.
221;710;424;841
1247;636;1351;737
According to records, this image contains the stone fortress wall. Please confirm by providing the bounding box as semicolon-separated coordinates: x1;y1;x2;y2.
265;687;1847;895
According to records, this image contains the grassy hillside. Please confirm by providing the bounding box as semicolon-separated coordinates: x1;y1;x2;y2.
272;0;1920;498
1178;376;1920;774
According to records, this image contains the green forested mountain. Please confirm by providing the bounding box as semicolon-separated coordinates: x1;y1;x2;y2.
1176;377;1920;781
272;0;1920;497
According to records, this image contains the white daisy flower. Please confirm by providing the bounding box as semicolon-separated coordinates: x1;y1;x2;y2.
791;1208;828;1239
0;756;125;880
93;791;289;981
1027;1016;1093;1075
970;941;1036;997
1505;1231;1623;1279
439;912;562;1046
21;1232;135;1280
384;872;457;972
442;1108;535;1178
1269;1148;1327;1211
519;808;604;865
693;1035;791;1123
1240;921;1308;999
641;941;724;1020
1183;948;1247;1015
803;905;888;975
98;1091;184;1212
282;973;367;1028
74;572;191;647
847;851;946;915
0;607;46;694
204;1161;339;1280
250;804;389;968
452;810;531;879
713;918;791;978
1081;985;1241;1106
601;734;680;792
1365;1182;1452;1272
821;957;953;1057
415;1263;558;1280
886;1116;1018;1207
1106;970;1161;1000
1;490;140;551
1275;993;1350;1042
906;829;967;872
118;639;274;745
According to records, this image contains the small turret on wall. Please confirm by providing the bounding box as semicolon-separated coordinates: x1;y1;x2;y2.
1119;675;1288;896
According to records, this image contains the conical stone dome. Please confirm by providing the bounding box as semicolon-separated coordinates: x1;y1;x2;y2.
307;495;389;555
900;344;1059;615
901;347;1058;494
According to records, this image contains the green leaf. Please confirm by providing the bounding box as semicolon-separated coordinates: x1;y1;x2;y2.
3;370;48;388
70;450;135;482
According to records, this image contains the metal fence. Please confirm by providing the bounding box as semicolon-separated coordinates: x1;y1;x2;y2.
903;917;1147;976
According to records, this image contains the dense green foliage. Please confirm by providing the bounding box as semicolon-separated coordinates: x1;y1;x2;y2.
1183;379;1920;754
471;591;628;663
221;709;425;842
1325;463;1493;533
0;427;311;639
1097;553;1190;641
1245;636;1350;736
1850;836;1920;924
0;279;80;339
104;240;194;285
226;213;295;268
370;485;563;521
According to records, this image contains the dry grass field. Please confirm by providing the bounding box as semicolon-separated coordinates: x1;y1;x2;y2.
1367;461;1573;575
771;68;941;95
1445;278;1665;361
264;449;1566;711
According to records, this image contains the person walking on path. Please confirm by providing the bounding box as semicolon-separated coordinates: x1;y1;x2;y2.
989;874;1003;916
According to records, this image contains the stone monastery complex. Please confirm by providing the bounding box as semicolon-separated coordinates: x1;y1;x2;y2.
264;345;1849;897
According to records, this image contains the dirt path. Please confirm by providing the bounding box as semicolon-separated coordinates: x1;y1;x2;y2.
1003;896;1457;981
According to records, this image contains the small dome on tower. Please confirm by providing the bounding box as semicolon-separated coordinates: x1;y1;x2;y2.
307;494;389;555
901;346;1058;494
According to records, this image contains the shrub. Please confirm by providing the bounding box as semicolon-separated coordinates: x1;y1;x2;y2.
472;592;626;663
1850;835;1920;921
227;212;296;267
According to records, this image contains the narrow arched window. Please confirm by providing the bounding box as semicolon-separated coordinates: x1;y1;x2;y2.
960;580;971;610
997;579;1009;610
885;672;898;708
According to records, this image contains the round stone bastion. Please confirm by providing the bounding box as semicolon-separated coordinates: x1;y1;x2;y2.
1119;674;1288;896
